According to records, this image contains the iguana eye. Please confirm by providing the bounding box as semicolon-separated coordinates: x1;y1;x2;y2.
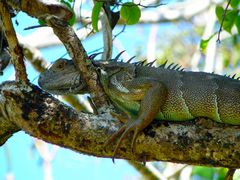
57;63;64;69
53;60;66;70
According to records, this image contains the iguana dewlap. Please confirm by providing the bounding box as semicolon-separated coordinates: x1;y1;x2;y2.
38;58;240;158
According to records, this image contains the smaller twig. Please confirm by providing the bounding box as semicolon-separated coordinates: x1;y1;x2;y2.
101;8;113;60
88;47;104;55
22;44;48;73
6;0;73;21
217;0;232;43
24;24;47;30
89;26;125;57
95;0;164;8
136;2;165;8
113;25;126;40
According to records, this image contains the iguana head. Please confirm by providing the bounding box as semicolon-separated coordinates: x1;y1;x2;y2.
38;58;88;95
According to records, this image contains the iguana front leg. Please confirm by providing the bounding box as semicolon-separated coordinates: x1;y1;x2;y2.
103;77;168;161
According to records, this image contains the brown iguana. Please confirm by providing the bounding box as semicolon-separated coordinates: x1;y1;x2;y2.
38;58;240;158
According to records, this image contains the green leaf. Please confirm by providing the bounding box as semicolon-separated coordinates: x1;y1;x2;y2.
216;168;228;180
68;12;76;26
200;33;216;53
216;6;224;22
230;0;239;9
215;6;238;33
192;166;215;179
60;0;72;9
223;10;238;33
200;39;209;53
235;15;240;34
223;57;230;68
60;0;76;26
91;1;103;32
120;2;141;25
38;19;46;25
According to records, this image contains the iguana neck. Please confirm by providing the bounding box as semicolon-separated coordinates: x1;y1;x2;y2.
38;58;137;95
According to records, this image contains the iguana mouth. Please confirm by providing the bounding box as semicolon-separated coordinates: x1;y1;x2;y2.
38;60;88;95
38;73;87;95
45;84;85;95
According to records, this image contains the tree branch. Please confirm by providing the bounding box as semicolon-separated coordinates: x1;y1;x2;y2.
217;0;232;43
6;0;72;21
1;81;240;168
0;1;28;82
3;0;240;171
0;107;19;146
45;17;108;108
6;0;108;108
23;44;90;112
101;8;113;60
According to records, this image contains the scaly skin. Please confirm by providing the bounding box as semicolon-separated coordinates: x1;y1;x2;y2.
38;59;88;95
38;58;240;159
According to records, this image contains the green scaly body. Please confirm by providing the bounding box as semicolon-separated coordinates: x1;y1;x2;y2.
38;58;240;157
98;60;240;125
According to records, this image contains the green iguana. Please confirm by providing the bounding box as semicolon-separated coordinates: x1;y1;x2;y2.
38;58;240;158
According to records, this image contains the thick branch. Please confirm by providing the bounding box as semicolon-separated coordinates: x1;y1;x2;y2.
1;81;240;168
22;44;89;112
3;0;240;171
6;0;72;21
6;0;108;108
0;109;19;146
0;1;28;82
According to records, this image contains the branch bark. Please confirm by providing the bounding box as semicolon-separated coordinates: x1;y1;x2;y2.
45;17;108;108
5;0;108;108
2;0;240;170
0;1;28;82
1;81;240;168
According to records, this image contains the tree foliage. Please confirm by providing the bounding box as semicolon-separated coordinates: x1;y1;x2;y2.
0;0;240;179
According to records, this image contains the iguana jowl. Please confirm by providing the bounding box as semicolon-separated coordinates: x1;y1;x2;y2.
38;58;240;157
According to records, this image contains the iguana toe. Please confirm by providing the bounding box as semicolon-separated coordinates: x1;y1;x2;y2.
104;119;142;162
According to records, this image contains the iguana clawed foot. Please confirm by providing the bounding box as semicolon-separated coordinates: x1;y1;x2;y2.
104;116;144;162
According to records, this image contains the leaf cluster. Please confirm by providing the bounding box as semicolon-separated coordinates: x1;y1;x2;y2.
200;0;240;52
92;1;141;32
215;0;240;34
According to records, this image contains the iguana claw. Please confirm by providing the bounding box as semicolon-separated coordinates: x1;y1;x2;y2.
104;118;142;163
